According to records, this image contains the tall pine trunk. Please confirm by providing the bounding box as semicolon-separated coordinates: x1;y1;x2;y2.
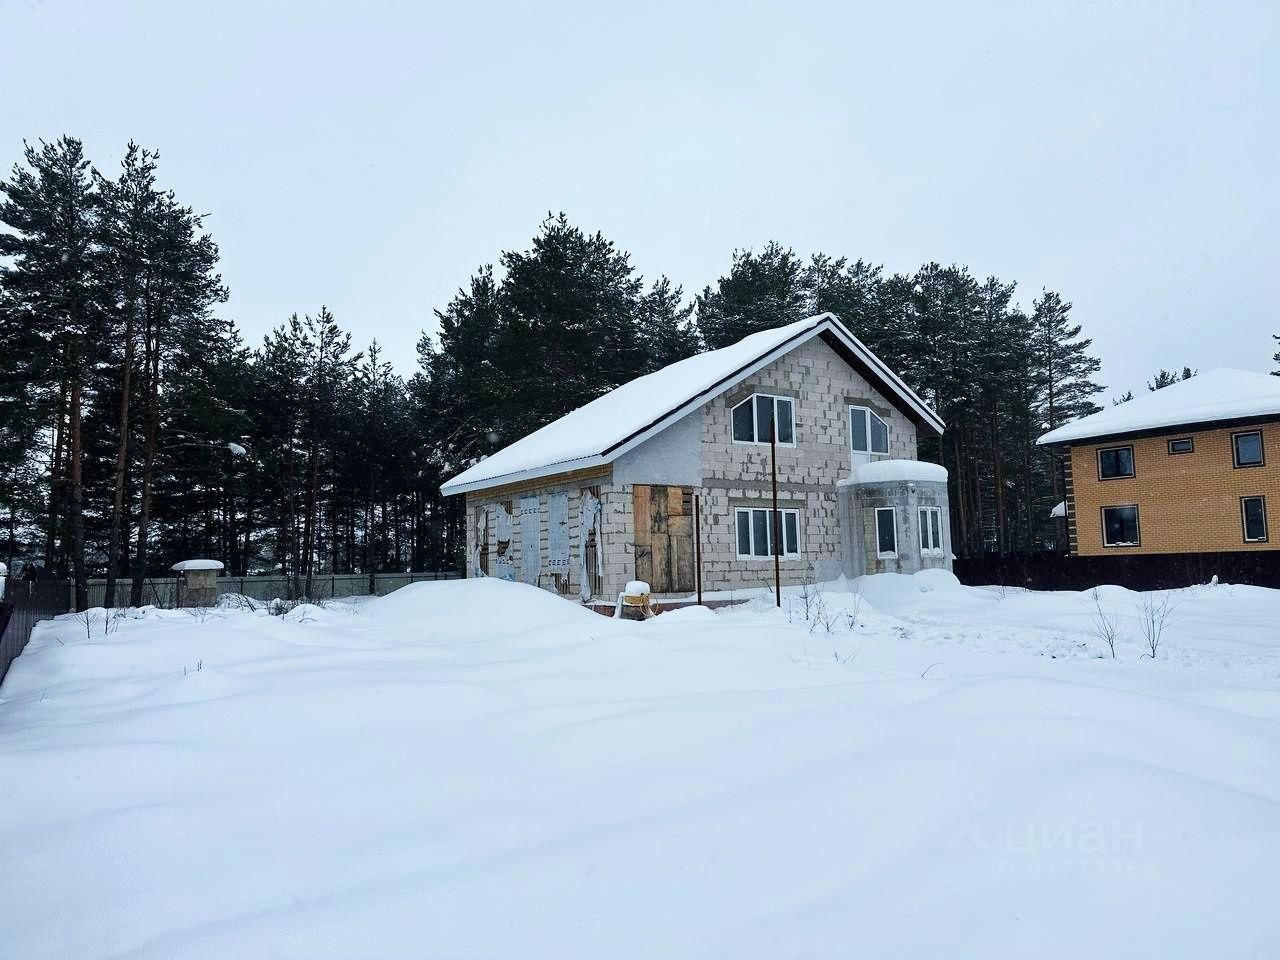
130;332;160;607
302;436;319;598
45;378;67;569
103;310;136;608
67;376;88;612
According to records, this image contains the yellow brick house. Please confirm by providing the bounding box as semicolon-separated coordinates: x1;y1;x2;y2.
1038;369;1280;557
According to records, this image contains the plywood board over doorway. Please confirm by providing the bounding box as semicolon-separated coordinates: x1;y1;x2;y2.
633;484;696;593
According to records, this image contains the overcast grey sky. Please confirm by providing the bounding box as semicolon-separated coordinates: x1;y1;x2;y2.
4;0;1276;397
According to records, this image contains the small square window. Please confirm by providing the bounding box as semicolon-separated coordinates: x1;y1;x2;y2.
1167;438;1194;455
1233;431;1264;468
1098;446;1135;480
1242;496;1268;543
1101;505;1140;547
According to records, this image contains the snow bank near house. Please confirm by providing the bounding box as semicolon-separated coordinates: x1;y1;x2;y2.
2;575;1279;958
366;576;601;626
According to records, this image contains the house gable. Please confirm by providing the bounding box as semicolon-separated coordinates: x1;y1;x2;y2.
442;314;942;497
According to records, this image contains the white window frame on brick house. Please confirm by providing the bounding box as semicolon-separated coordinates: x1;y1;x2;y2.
1241;496;1268;543
919;506;944;557
731;394;796;446
849;405;890;466
734;507;801;559
1101;504;1141;547
875;507;898;559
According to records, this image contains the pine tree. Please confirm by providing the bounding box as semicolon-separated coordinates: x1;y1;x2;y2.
128;189;227;605
804;255;885;348
1032;290;1104;529
1147;367;1195;390
638;276;700;371
95;143;162;607
497;214;647;438
0;137;105;608
1272;335;1279;376
695;241;808;348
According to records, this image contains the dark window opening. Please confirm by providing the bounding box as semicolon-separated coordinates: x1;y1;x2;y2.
875;507;897;557
1102;505;1140;547
1242;496;1268;543
1233;431;1264;468
1098;445;1135;480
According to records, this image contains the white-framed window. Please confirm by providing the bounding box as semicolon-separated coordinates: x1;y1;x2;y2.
734;507;801;559
1242;496;1268;543
731;394;795;445
919;506;944;556
850;405;889;458
1101;504;1141;547
875;507;897;558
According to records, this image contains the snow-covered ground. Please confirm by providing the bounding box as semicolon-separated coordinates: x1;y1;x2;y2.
2;573;1278;959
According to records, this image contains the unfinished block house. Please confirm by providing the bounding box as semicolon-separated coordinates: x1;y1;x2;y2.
440;314;951;603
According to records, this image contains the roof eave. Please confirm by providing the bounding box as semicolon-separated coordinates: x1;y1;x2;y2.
1038;409;1280;447
440;454;610;497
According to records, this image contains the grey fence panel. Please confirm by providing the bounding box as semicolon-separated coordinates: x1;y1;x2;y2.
1;579;71;685
77;571;462;609
83;579;178;609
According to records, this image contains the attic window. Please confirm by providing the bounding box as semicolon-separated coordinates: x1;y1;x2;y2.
850;406;889;456
732;394;794;445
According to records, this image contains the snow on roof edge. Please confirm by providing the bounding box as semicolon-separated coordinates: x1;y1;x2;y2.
1038;368;1280;445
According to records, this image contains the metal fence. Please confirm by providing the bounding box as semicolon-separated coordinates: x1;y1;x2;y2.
953;550;1280;592
81;570;462;609
1;579;71;685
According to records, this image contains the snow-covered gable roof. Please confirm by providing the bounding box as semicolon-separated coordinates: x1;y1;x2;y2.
441;313;944;496
1038;368;1280;446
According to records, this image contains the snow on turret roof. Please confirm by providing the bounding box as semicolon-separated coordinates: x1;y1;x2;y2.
171;559;225;572
838;459;949;485
441;313;943;496
1038;368;1280;446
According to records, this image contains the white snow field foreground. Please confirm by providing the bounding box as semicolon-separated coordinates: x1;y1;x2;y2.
2;574;1279;959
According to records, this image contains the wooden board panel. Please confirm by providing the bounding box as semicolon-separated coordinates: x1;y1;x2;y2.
650;485;670;592
670;513;695;591
633;485;653;586
633;483;696;593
